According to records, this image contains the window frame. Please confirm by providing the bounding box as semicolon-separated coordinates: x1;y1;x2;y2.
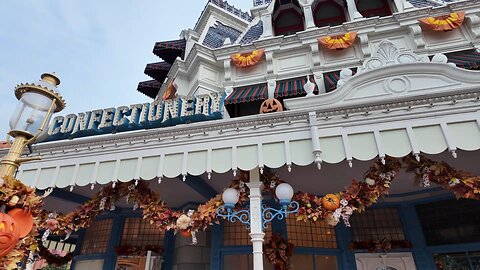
355;0;393;18
312;0;347;28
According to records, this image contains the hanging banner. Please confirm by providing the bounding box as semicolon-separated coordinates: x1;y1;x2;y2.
231;49;265;68
319;32;357;50
419;12;465;31
45;92;225;142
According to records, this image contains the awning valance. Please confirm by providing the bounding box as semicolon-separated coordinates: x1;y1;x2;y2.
153;39;186;64
275;77;308;98
137;80;161;99
446;50;480;70
17;116;480;190
225;84;267;105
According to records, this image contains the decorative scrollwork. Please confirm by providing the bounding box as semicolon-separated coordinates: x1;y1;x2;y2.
216;206;251;227
261;201;299;230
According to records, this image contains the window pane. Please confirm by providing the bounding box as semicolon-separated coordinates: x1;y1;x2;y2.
287;216;337;248
416;199;480;246
120;218;165;247
223;220;271;246
315;255;338;270
290;255;314;270
351;208;405;242
80;219;112;254
224;254;249;270
434;252;470;270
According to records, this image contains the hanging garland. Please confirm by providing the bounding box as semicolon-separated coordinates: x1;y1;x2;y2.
419;12;465;32
34;154;480;266
264;233;294;270
403;155;480;200
0;176;43;269
350;239;413;253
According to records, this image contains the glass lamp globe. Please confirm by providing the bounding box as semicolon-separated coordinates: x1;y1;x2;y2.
275;183;294;206
9;73;65;140
222;188;240;209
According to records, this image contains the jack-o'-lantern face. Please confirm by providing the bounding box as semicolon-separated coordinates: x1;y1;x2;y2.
260;98;283;114
0;213;20;258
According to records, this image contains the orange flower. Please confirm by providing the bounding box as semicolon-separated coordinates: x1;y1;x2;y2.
319;32;357;50
419;12;465;31
231;49;265;68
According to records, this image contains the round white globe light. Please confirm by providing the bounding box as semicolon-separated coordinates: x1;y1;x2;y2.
275;183;294;201
222;188;240;205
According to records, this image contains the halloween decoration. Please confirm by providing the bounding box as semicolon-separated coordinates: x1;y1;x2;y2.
7;209;33;238
231;49;265;68
321;194;341;211
260;98;283;114
0;213;20;258
264;233;294;270
319;32;357;50
419;12;465;31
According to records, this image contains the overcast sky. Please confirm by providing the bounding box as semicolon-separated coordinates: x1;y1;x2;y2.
0;0;252;139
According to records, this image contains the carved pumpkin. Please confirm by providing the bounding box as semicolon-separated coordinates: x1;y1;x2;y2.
0;213;20;258
321;194;340;211
7;209;33;238
260;98;283;114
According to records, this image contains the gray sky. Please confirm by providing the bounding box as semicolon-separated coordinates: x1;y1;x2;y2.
0;0;252;139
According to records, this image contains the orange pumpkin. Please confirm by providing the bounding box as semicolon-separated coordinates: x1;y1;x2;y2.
321;194;340;211
7;209;33;238
0;213;20;258
260;98;283;114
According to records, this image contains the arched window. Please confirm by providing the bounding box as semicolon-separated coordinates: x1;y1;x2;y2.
356;0;392;18
313;0;347;28
273;0;305;36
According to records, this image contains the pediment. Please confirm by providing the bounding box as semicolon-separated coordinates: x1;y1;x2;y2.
285;41;480;111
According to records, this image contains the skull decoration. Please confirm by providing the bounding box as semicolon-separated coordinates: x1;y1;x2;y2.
260;98;283;114
0;213;20;258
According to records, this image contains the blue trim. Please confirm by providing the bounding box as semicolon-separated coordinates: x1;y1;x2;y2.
162;231;175;270
70;229;86;270
103;215;124;270
183;175;219;199
336;221;356;269
211;224;222;270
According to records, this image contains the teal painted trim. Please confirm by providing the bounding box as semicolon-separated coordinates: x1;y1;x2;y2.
103;215;125;270
211;224;222;270
426;242;480;253
399;204;436;270
163;231;175;270
69;229;86;270
336;221;356;270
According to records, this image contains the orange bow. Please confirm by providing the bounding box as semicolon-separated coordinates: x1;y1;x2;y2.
319;32;357;50
419;12;465;31
231;49;265;68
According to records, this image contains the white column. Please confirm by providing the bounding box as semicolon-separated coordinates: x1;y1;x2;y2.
262;13;273;38
345;0;363;20
247;168;264;270
302;5;316;29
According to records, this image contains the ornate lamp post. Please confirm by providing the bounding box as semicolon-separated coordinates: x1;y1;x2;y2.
0;73;65;183
216;180;299;270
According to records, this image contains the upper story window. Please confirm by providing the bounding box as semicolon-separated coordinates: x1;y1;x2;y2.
313;0;347;27
223;220;272;246
416;199;480;246
80;219;113;254
355;0;392;18
350;208;405;242
273;0;305;36
286;215;337;248
120;218;165;247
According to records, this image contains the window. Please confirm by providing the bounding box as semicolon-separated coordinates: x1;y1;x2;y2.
80;219;112;254
223;254;274;270
416;199;480;246
350;208;405;242
120;218;165;247
356;0;392;18
273;0;305;36
290;255;338;270
313;0;347;27
286;216;337;248
434;252;480;270
223;220;272;246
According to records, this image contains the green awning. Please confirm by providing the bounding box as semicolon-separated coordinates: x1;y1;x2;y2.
225;84;268;105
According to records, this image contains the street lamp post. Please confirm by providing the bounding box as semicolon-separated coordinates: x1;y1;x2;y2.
216;170;299;270
0;73;65;183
